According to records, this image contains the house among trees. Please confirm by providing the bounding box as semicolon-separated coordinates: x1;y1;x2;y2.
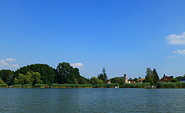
137;79;145;83
158;75;173;82
124;74;135;83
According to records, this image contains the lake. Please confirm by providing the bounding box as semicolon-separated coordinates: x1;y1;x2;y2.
0;88;185;113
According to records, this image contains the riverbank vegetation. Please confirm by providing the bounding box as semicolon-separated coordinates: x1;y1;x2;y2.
0;62;185;88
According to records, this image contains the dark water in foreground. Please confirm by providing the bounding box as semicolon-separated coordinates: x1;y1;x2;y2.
0;88;185;113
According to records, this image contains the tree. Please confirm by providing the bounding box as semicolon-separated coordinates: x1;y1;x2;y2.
110;77;124;85
98;68;108;83
0;70;14;85
152;68;159;85
14;64;56;85
14;71;43;85
90;77;103;85
0;79;6;84
144;68;154;86
56;62;81;84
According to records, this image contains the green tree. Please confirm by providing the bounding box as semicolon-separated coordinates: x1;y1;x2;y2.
98;68;108;83
56;62;81;84
14;64;56;85
13;78;19;84
110;77;124;85
0;70;14;85
17;74;25;85
152;68;159;85
90;77;103;84
0;79;6;84
144;68;154;86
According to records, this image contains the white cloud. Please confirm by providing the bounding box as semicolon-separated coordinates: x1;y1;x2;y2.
0;58;19;68
70;63;84;69
5;58;16;62
166;32;185;45
11;64;19;67
173;50;185;54
0;60;9;66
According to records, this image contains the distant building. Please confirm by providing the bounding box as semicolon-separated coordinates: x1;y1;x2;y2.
106;80;111;84
159;75;173;82
137;79;145;83
178;78;185;82
124;74;135;84
124;74;129;83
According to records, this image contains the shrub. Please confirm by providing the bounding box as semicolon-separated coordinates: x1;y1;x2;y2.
0;84;8;88
156;82;176;88
122;83;150;88
22;84;32;88
52;84;92;88
34;84;47;88
13;84;22;88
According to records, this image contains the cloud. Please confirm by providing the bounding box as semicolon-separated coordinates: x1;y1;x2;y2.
5;58;16;62
0;60;9;66
173;50;185;54
70;63;84;69
166;32;185;45
0;58;19;68
11;64;19;67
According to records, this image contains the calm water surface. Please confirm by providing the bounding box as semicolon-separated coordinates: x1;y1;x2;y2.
0;88;185;113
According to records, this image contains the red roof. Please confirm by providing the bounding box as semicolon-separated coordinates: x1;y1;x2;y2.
159;76;172;82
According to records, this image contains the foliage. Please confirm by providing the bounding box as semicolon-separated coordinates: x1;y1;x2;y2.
93;83;119;88
14;72;42;85
56;62;82;84
12;84;22;88
98;68;108;83
171;78;178;82
122;83;150;88
0;79;6;84
110;77;124;85
14;64;56;85
0;70;14;85
90;77;103;85
144;68;159;86
0;84;8;88
34;84;48;88
52;84;92;88
156;82;176;88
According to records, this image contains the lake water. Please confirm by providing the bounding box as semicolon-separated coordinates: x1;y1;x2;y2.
0;88;185;113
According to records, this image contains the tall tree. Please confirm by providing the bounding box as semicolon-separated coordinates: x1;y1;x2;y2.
56;62;81;84
0;70;14;85
144;68;154;86
152;68;159;85
98;68;108;83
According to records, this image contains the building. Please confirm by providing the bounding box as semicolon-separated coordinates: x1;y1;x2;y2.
178;78;185;82
137;79;145;83
158;75;173;82
124;74;135;83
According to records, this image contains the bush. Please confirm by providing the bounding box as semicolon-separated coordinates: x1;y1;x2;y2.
22;84;32;88
0;84;8;88
13;84;22;88
52;84;92;88
176;82;185;88
156;82;185;88
122;83;150;88
156;82;176;88
34;84;48;88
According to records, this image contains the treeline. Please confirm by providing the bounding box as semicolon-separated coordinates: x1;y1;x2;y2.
0;62;114;87
0;62;92;86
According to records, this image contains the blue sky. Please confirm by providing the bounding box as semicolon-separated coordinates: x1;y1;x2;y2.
1;0;185;79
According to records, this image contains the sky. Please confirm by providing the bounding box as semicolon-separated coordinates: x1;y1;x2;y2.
1;0;185;79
